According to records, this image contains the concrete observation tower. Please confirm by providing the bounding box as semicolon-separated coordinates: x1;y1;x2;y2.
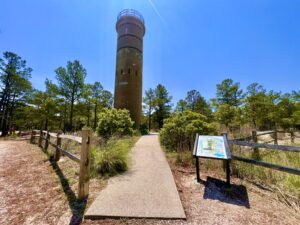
114;9;146;127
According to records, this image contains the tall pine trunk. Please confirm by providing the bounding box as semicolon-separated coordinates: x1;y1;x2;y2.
148;113;151;131
8;94;16;134
87;101;90;127
1;94;10;136
69;98;74;131
93;102;98;131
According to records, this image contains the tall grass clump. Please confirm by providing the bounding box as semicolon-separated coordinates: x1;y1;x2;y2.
91;137;138;177
90;108;139;176
231;143;300;198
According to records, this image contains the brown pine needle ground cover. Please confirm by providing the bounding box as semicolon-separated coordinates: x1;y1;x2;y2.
0;139;299;225
0;140;106;225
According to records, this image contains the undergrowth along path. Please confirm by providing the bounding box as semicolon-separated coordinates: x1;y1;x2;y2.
85;134;186;219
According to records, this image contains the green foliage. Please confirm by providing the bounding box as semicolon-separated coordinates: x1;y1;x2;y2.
0;54;114;133
89;82;113;130
90;137;138;176
177;89;213;121
214;78;244;107
214;104;242;130
143;84;172;130
0;52;32;136
243;82;299;130
277;93;300;130
92;147;127;176
175;99;188;113
97;108;134;139
27;79;61;130
244;83;268;129
139;123;149;135
153;84;172;129
80;82;113;130
194;95;213;121
143;88;155;130
185;90;201;111
55;60;86;131
175;151;194;167
160;110;216;151
232;146;300;197
212;79;245;130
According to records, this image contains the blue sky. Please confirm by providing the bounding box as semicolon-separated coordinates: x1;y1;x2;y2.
1;0;300;105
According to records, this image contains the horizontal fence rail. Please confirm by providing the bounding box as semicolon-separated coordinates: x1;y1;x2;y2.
232;155;300;176
229;140;300;152
229;130;300;176
30;129;91;199
256;131;276;136
58;146;80;163
60;134;82;144
231;136;253;142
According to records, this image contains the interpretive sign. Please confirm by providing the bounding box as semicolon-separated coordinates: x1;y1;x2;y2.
195;136;230;159
193;133;231;185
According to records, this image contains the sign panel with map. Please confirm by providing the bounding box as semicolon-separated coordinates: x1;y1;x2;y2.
196;135;230;159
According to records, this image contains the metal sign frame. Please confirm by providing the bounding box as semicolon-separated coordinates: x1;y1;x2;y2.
193;133;231;185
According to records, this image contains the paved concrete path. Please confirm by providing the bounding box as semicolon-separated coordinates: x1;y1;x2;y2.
85;134;186;220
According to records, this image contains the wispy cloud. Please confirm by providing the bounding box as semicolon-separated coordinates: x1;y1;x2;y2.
147;0;167;26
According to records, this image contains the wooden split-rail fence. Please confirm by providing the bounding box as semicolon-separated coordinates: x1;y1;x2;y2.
228;130;300;176
30;128;92;200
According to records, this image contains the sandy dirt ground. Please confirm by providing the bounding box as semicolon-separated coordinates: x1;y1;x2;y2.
83;169;300;225
0;140;104;225
0;140;299;225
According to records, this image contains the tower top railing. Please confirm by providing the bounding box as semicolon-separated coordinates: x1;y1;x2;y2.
117;9;144;24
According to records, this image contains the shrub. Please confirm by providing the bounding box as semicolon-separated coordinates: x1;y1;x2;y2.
94;148;128;176
176;151;194;167
97;108;134;139
139;123;149;135
90;137;137;176
160;110;216;151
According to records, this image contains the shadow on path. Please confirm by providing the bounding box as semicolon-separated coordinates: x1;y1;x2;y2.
49;157;87;225
203;177;250;208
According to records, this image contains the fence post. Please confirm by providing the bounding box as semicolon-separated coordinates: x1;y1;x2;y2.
274;130;278;145
291;129;295;143
78;128;92;200
38;130;43;147
30;130;35;144
44;131;50;150
55;132;62;161
252;130;260;159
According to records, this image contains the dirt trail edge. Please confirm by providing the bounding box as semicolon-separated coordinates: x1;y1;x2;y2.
84;134;186;220
0;141;71;224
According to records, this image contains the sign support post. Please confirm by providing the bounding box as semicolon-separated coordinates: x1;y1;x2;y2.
196;157;200;183
226;160;231;185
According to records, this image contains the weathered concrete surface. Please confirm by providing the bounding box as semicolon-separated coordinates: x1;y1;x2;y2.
85;134;186;220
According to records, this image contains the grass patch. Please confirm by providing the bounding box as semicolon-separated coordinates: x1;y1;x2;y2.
231;144;300;198
90;136;139;177
175;151;194;167
164;137;300;201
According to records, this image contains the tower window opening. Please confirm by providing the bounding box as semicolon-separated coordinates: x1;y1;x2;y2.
136;71;138;76
121;69;123;75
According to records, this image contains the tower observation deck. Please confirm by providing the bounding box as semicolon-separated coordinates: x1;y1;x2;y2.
114;9;146;127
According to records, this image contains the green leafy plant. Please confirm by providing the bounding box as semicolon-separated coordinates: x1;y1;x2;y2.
160;110;216;152
139;123;149;135
96;108;134;139
90;137;138;176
